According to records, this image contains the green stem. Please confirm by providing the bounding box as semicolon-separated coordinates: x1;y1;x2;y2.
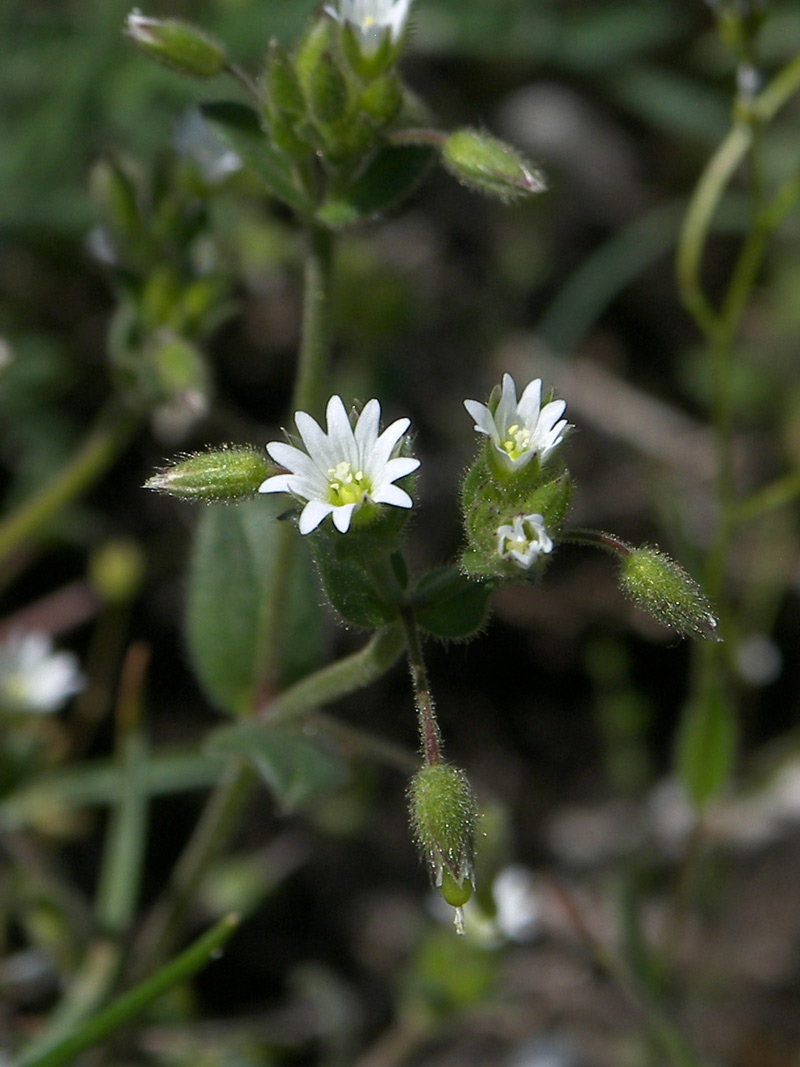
264;623;405;723
257;223;335;697
17;915;240;1067
293;223;335;420
399;607;442;765
0;403;139;565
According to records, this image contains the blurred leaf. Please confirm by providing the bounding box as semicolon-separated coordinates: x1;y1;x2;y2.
186;498;325;716
316;145;434;228
201;101;312;215
0;750;226;829
676;681;737;810
207;723;346;809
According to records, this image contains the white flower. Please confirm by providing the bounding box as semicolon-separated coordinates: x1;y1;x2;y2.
0;633;85;716
260;395;420;534
464;373;568;474
496;514;553;569
325;0;413;55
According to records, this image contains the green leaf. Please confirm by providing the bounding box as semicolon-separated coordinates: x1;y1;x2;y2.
412;568;493;640
310;529;400;628
676;682;737;810
316;144;434;228
200;101;312;216
207;723;346;809
186;498;325;716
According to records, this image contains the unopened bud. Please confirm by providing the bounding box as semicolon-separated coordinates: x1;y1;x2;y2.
619;546;721;642
441;128;546;202
125;11;227;79
409;763;478;932
146;447;273;504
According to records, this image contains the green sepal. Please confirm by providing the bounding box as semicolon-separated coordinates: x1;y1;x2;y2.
409;763;477;887
264;39;306;118
207;723;346;810
411;568;493;640
307;50;350;128
461;459;572;580
316;144;434;227
145;446;272;504
618;546;721;641
359;74;403;125
186;498;325;716
201;102;312;216
441;128;546;202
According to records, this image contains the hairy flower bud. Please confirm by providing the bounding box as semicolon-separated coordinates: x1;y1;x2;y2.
619;545;721;641
146;447;273;504
442;129;546;202
409;763;478;933
124;11;227;79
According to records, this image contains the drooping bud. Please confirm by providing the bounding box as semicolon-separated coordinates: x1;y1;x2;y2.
409;762;478;934
618;545;721;642
441;128;546;202
145;447;273;504
124;11;228;79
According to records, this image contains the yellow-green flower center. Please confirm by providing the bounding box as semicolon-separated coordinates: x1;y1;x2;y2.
501;423;532;461
327;461;371;506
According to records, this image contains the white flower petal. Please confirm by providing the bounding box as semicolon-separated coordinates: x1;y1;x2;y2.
259;473;295;494
325;396;360;469
373;483;413;508
332;503;357;532
299;499;334;534
372;416;412;467
464;399;495;436
354;398;381;453
383;455;420;481
295;411;332;468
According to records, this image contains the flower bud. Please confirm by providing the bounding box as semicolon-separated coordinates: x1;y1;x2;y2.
618;546;721;642
441;128;546;202
409;763;478;932
145;447;273;504
124;11;228;79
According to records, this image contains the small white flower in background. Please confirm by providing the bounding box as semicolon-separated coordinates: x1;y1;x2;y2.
464;373;568;474
325;0;413;55
496;513;553;569
0;633;85;716
260;395;420;534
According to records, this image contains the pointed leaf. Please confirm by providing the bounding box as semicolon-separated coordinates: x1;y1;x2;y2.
412;568;493;640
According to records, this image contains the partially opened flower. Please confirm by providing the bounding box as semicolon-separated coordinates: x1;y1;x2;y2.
260;395;420;534
0;632;85;716
496;513;553;570
325;0;413;57
464;373;568;475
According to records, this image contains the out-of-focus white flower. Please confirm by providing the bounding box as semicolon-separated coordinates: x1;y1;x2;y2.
0;633;85;716
496;513;553;569
325;0;413;56
260;395;419;534
464;373;568;474
173;109;241;184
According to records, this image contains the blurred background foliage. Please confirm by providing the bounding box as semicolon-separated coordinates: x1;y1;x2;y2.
3;1;800;1065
